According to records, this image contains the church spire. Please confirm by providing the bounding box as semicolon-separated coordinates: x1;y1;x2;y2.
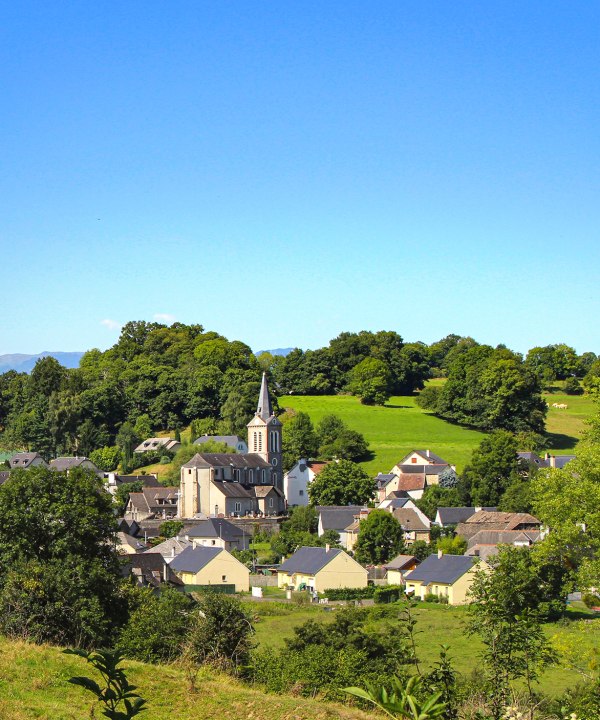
256;372;273;420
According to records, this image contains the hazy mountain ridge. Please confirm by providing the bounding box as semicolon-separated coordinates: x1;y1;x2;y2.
0;351;85;373
255;347;294;357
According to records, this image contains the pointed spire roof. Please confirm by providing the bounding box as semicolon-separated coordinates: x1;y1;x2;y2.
256;372;273;420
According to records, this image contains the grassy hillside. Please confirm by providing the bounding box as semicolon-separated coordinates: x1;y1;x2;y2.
277;386;596;474
0;637;369;720
277;393;486;474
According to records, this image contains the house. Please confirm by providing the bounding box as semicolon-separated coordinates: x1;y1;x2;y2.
49;456;101;474
404;552;486;605
378;495;430;525
170;546;250;592
465;529;541;561
144;535;193;563
194;435;248;454
116;532;148;555
385;554;419;585
455;511;542;542
391;508;431;545
122;552;184;589
125;486;179;521
0;471;10;486
384;450;456;500
435;507;497;527
180;374;285;518
284;459;329;507
277;546;368;593
343;508;374;553
9;452;48;470
185;517;250;552
316;505;365;548
104;473;160;496
518;452;575;470
134;437;181;455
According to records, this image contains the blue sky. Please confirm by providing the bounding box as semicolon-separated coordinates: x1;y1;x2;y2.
1;2;598;356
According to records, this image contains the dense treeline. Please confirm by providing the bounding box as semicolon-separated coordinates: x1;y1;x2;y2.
0;321;597;459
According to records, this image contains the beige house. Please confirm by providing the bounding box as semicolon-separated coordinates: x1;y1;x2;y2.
277;546;368;593
380;450;456;501
404;552;486;605
169;546;250;592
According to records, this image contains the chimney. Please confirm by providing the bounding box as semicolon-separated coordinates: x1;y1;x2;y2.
163;563;168;582
325;544;330;553
475;506;482;512
437;549;443;559
171;545;176;558
426;449;430;458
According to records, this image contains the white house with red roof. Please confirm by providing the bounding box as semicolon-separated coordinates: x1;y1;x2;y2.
283;459;329;507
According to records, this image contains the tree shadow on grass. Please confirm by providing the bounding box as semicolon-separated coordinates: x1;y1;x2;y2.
545;432;578;451
384;404;411;409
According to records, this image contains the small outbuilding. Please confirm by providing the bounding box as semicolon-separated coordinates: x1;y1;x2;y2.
277;545;368;593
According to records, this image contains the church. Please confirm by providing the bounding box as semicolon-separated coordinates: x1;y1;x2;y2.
179;373;286;518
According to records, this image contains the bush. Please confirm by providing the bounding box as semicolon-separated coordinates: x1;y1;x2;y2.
160;455;171;464
321;586;376;601
374;585;404;604
563;377;583;395
424;593;440;603
582;592;600;608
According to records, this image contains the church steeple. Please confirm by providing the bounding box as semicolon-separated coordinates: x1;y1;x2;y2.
256;372;273;420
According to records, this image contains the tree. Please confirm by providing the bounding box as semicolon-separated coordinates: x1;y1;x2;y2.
347;357;391;405
316;414;369;461
117;584;193;662
0;467;126;647
467;548;557;718
90;445;122;472
282;505;318;534
133;413;153;439
460;431;520;506
415;485;462;521
308;460;374;506
185;592;254;672
282;412;318;471
354;510;405;564
158;520;184;539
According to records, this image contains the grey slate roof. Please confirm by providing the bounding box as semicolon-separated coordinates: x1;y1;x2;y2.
170;546;224;574
375;473;396;488
121;552;184;586
551;455;576;469
317;505;364;532
385;554;417;571
436;507;497;526
404;554;478;585
50;457;99;472
9;452;44;468
279;546;343;575
400;450;448;465
186;518;244;541
183;453;271;469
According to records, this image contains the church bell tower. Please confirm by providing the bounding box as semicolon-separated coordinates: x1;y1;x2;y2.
247;373;282;489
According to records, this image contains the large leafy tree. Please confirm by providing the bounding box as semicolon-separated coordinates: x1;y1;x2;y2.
347;357;391;406
460;431;520;506
282;412;319;471
308;459;374;506
354;510;405;564
0;466;126;647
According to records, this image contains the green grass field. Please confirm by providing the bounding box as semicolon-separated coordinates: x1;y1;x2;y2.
249;601;599;698
277;385;597;474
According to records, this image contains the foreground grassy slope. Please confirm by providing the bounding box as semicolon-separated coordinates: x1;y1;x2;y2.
0;637;369;720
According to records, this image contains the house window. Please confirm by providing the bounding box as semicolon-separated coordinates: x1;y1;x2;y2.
211;540;215;545
222;575;227;582
248;470;254;484
412;457;417;463
268;497;274;508
299;490;304;496
235;502;241;513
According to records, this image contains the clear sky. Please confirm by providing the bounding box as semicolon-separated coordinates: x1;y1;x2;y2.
1;2;598;356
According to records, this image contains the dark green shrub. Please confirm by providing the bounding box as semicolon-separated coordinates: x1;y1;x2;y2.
320;586;376;601
373;585;404;604
582;592;600;608
424;593;440;603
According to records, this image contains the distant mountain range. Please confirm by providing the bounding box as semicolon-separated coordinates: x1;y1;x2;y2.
0;347;294;374
255;347;294;357
0;352;85;374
